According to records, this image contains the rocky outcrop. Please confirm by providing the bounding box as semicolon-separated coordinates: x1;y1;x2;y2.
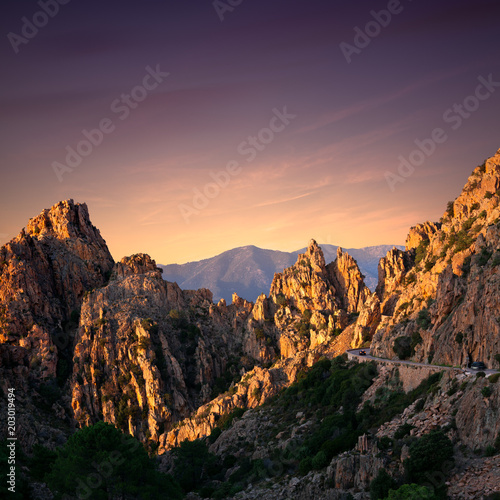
351;294;381;348
375;247;415;314
68;238;373;451
0;200;114;382
114;253;163;280
269;240;370;357
0;199;113;352
448;456;500;499
70;256;256;445
0;200;114;457
328;247;370;313
269;240;339;314
405;221;441;251
371;148;500;368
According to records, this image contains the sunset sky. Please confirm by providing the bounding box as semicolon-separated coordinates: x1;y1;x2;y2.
1;0;499;264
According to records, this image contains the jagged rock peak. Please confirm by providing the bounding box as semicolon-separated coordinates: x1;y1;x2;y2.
114;253;162;280
375;247;414;309
328;247;370;313
488;148;500;167
301;238;326;272
25;199;106;244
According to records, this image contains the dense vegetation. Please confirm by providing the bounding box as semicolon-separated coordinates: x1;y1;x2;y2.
23;422;182;500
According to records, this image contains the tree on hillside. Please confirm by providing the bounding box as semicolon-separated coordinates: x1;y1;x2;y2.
404;430;454;498
172;438;220;492
370;468;396;499
385;483;437;499
45;421;182;499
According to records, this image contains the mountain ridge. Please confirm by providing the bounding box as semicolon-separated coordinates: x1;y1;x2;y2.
1;147;500;499
159;243;404;303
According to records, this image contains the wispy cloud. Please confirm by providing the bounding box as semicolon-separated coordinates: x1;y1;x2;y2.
294;66;476;137
252;191;315;209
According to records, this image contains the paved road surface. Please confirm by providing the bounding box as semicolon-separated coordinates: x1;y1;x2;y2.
347;348;498;377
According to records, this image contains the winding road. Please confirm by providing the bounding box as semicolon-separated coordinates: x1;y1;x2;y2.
347;348;498;377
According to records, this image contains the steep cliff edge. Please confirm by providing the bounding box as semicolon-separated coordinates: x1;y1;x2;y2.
71;253;260;450
0;199;114;452
371;148;500;368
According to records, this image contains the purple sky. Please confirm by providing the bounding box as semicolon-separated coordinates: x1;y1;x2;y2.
1;0;499;264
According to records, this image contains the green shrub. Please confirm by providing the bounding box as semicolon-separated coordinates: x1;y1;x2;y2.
394;423;414;439
386;483;436;499
312;450;328;469
488;373;500;383
424;260;434;272
481;386;493;398
411;331;422;351
397;302;411;314
485;191;493;199
494;433;500;451
299;456;313;475
255;328;265;341
28;444;57;482
137;337;151;350
370;468;396;499
217;407;246;430
455;332;464;344
405;430;454;485
446;201;455;218
172;439;218;492
405;272;416;285
275;294;287;307
485;445;497;457
415;240;430;266
416;308;431;329
378;436;393;450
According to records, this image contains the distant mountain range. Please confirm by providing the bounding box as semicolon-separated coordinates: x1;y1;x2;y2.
159;244;404;303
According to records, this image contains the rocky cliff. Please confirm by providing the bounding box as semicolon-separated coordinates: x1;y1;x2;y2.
71;254;258;450
2;149;500;499
0;200;114;455
371;148;500;369
0;200;114;377
69;239;372;452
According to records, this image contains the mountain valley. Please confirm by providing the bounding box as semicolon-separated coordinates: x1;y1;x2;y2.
1;149;500;499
